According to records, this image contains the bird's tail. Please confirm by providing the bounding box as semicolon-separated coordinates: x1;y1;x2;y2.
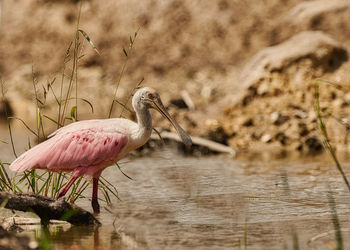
9;142;48;172
9;152;35;172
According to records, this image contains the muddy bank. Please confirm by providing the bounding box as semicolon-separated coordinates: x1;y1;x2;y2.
211;31;349;153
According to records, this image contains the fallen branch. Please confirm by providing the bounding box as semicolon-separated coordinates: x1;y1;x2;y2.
151;131;236;156
0;192;100;225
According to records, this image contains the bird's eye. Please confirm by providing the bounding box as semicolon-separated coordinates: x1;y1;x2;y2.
147;93;154;99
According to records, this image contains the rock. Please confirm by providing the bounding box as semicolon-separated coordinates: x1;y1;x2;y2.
298;123;309;137
275;132;289;145
1;218;25;232
169;98;188;109
261;134;272;143
239;31;347;94
344;92;350;103
180;90;195;110
271;112;290;126
204;119;230;145
242;118;254;127
257;82;269;96
286;0;350;27
304;136;323;154
200;86;215;99
219;30;349;153
169;92;196;110
0;225;37;250
293;110;308;119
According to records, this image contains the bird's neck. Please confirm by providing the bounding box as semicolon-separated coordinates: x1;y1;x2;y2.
135;107;153;136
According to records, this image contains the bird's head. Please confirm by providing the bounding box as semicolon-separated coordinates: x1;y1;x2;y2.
133;87;160;109
132;87;192;146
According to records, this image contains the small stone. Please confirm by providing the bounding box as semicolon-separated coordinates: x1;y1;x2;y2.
299;127;309;137
201;86;214;99
275;132;289;145
205;119;229;145
344;92;350;103
271;112;290;125
242;118;254;127
332;99;344;109
305;136;323;153
257;83;269;96
271;112;279;122
169;98;188;109
29;240;39;249
261;134;272;143
294;110;308;119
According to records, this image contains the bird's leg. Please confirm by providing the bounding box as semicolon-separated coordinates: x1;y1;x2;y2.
57;171;80;199
92;177;100;214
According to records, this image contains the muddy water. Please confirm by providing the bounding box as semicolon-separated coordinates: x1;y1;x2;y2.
12;152;350;250
1;123;350;249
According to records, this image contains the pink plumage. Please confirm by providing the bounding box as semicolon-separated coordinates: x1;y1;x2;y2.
9;88;192;213
10;126;128;176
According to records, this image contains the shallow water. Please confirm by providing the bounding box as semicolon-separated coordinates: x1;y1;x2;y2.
1;123;350;249
8;151;349;250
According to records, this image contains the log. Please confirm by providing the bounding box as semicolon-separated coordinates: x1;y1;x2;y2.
151;131;236;156
0;192;100;225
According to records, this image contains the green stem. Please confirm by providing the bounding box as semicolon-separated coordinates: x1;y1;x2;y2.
314;80;350;192
108;28;140;118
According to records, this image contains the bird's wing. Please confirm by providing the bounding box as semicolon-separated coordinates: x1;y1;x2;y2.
48;119;103;138
9;128;128;173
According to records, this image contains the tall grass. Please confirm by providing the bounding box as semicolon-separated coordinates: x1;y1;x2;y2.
327;190;344;250
314;78;349;249
108;28;140;118
0;2;138;208
314;78;350;192
6;2;95;201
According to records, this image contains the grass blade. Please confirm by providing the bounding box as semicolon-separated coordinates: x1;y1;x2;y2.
115;163;133;180
327;191;343;250
314;79;350;192
78;29;100;55
108;28;140;118
8;117;38;137
1;81;17;157
43;115;59;126
70;106;77;122
119;77;144;117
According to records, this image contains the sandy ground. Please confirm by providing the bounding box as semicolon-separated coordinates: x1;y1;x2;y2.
1;0;350;154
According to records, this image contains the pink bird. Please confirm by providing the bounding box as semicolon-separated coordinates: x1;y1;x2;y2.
9;87;192;213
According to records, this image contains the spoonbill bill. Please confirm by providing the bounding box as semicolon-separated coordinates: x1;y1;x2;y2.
9;87;192;213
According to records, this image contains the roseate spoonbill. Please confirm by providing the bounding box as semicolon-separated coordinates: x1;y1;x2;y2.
9;87;192;213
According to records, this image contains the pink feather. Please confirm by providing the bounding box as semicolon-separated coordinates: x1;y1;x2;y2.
9;126;128;177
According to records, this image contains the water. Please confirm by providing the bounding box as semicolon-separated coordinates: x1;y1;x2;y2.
8;153;348;250
1;123;350;249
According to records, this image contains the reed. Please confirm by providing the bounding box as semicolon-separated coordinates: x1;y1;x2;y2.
327;190;343;250
108;27;140;118
0;2;134;208
314;78;350;192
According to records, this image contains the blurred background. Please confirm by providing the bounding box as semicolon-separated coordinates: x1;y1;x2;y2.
1;0;350;155
1;2;350;249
